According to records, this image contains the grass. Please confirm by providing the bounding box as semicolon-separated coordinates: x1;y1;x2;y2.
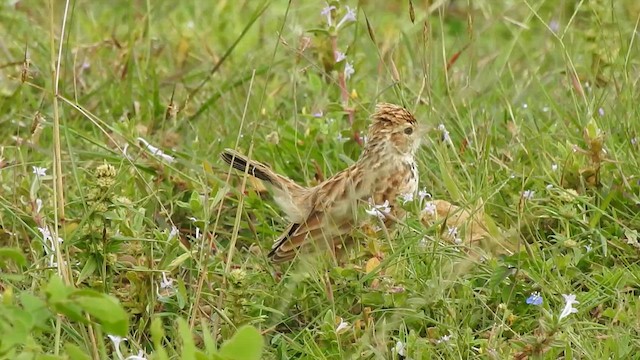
1;0;640;359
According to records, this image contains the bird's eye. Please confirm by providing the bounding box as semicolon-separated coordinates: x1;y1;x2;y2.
404;127;414;135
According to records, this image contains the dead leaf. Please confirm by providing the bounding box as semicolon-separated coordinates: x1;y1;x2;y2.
365;257;380;274
421;199;515;256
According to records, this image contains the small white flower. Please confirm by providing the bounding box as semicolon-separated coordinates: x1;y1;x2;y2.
137;137;175;163
521;190;535;200
313;110;323;118
542;106;550;112
157;271;176;300
344;61;355;80
422;201;436;216
365;200;391;220
169;225;179;239
336;133;349;143
438;124;452;145
37;226;52;241
401;192;414;204
335;318;349;333
447;226;458;238
631;137;638;146
559;293;579;320
522;103;528;109
336;6;357;29
321;4;336;26
160;272;174;290
32;166;47;177
551;163;558;171
418;236;429;250
418;188;431;201
108;334;127;346
392;341;406;356
125;350;148;360
436;334;452;344
585;245;592;252
445;226;462;244
598;107;604;117
108;335;128;360
334;51;346;63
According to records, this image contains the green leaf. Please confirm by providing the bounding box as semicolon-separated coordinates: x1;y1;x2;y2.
45;275;71;304
201;318;217;355
54;302;87;324
73;290;129;336
209;185;230;214
177;318;196;360
65;343;92;360
0;306;31;353
0;247;26;267
150;318;169;360
189;190;203;215
76;257;98;285
34;355;64;360
218;325;264;360
20;293;50;329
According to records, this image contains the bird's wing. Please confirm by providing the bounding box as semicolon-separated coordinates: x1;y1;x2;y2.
267;172;361;263
268;209;354;263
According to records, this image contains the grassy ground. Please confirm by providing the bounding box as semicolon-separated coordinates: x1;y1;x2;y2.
1;0;640;359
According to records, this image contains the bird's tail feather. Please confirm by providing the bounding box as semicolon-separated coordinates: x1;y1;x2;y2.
220;149;277;185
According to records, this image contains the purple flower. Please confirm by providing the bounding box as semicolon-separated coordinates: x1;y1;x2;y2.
526;291;543;306
336;6;356;29
321;4;336;26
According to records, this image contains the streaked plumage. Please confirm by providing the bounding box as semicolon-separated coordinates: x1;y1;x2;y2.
221;103;421;263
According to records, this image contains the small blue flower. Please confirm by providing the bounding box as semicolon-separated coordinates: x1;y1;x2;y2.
526;291;543;306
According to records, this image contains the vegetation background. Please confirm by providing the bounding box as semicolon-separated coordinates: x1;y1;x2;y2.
1;0;639;358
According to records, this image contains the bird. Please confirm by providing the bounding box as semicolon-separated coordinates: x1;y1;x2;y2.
221;103;422;263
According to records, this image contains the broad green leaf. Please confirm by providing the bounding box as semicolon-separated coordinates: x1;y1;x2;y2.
73;291;128;336
76;257;98;285
35;354;65;360
218;325;264;360
177;318;196;360
0;247;26;267
45;275;71;304
65;343;92;360
189;190;203;214
54;302;87;324
20;293;50;328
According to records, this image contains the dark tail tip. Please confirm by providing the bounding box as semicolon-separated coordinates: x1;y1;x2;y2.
220;149;272;183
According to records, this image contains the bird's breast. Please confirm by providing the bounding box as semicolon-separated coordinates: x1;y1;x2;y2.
371;158;418;204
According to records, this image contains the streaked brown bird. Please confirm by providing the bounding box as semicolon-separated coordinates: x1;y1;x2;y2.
221;103;421;263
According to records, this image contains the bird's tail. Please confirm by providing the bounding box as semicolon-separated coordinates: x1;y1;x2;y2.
221;148;279;185
221;148;309;222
